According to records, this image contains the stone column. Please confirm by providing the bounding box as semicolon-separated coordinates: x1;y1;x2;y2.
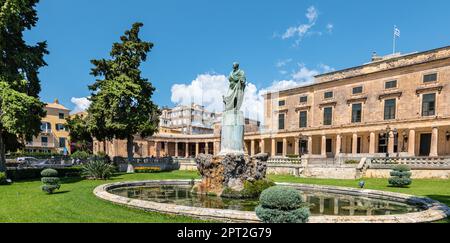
214;141;220;156
408;129;416;156
430;127;439;157
388;131;395;155
260;139;265;154
294;138;300;155
205;142;209;155
352;133;358;155
319;196;325;214
321;135;327;157
271;138;276;157
334;198;339;215
185;142;189;158
250;140;255;156
155;141;160;157
369;132;376;154
335;134;341;157
195;142;199;156
308;136;313;156
175;142;179;157
282;138;287;157
164;142;169;156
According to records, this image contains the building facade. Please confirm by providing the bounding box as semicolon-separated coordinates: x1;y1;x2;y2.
25;99;71;154
257;46;450;159
159;103;220;135
96;46;450;160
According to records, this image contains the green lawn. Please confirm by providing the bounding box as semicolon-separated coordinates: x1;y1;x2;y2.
0;170;448;223
0;171;203;223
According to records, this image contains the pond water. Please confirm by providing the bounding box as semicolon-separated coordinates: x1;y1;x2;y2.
109;185;424;216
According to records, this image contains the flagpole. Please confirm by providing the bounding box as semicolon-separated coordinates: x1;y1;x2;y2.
393;25;396;54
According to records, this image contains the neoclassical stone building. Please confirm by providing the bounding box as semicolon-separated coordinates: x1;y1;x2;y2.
95;46;450;160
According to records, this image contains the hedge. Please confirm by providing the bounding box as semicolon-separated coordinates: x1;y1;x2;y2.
6;167;83;181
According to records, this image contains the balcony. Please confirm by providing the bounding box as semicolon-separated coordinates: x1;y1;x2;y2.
25;142;56;148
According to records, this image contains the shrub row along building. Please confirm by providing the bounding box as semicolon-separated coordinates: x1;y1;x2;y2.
94;46;450;161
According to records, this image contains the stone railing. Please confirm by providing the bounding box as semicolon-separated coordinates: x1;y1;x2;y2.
368;157;450;169
267;157;303;165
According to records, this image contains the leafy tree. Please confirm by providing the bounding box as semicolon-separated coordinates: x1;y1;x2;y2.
66;114;93;152
0;0;48;171
87;22;160;162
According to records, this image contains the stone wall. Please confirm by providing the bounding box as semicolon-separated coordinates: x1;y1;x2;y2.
365;169;449;179
302;167;359;179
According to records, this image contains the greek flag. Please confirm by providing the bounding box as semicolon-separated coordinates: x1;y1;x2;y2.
394;26;401;37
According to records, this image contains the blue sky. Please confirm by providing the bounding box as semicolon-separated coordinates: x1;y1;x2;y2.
24;0;450;120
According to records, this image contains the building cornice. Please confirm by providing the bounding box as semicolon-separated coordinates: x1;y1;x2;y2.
378;91;403;100
346;97;368;105
416;84;444;95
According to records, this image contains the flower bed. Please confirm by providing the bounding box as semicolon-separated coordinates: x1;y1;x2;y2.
134;166;161;173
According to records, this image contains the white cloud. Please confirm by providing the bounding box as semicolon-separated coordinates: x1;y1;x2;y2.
281;6;318;44
306;6;318;23
291;64;320;83
171;74;229;114
70;97;91;114
326;23;334;33
170;74;266;122
171;64;333;124
275;58;293;68
318;63;335;73
279;6;333;46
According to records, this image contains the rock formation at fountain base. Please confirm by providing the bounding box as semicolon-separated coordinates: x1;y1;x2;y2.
193;153;270;197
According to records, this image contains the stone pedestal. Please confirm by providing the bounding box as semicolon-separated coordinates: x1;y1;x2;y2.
219;110;245;155
193;153;269;196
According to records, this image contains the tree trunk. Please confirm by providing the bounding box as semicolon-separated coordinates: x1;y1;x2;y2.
0;131;6;172
127;136;134;163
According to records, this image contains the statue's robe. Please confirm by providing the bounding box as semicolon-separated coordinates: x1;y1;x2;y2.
223;69;246;112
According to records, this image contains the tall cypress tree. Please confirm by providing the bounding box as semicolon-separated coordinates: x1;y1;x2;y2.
0;0;47;172
87;22;160;162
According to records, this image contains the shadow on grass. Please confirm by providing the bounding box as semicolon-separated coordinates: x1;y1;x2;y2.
52;190;70;195
61;177;84;184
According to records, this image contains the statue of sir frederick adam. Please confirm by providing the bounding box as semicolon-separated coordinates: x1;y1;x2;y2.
219;62;247;155
223;62;246;112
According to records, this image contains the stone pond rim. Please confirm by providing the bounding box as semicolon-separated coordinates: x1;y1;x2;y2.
93;180;450;223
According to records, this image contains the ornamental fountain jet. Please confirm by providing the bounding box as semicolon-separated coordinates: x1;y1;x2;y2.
193;62;269;197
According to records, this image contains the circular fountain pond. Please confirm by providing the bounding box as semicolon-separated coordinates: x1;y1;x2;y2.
94;180;450;223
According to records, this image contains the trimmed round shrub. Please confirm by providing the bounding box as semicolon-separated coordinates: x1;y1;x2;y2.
41;168;58;177
388;165;412;187
259;186;303;210
42;184;60;194
256;186;310;223
41;177;60;184
0;172;8;185
255;206;310;223
41;169;60;194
